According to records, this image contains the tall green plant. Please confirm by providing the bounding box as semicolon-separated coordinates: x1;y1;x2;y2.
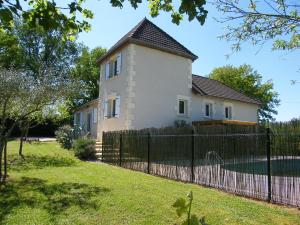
173;191;206;225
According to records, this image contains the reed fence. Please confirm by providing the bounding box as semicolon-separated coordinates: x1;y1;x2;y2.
102;124;300;206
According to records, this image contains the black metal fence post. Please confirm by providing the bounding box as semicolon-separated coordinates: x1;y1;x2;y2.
119;133;123;167
147;132;151;174
191;128;195;183
266;127;272;202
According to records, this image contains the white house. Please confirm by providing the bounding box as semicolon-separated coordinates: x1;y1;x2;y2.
74;18;260;140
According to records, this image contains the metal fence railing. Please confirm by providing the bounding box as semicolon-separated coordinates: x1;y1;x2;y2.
102;124;300;207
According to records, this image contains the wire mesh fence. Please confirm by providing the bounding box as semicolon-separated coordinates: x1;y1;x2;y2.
102;124;300;207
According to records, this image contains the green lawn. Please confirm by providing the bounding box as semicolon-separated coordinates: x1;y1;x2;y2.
1;141;299;225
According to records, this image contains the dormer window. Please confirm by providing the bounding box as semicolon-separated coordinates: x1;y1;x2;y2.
105;53;122;80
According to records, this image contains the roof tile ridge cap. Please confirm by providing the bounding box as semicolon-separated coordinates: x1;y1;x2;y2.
145;20;198;59
129;17;148;37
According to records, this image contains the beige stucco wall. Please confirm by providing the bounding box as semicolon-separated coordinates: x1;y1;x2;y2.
74;100;98;138
191;94;259;122
96;43;259;140
131;44;193;129
98;44;132;137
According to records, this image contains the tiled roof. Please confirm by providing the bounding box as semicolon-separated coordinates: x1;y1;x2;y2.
75;98;99;111
97;18;198;63
192;75;261;105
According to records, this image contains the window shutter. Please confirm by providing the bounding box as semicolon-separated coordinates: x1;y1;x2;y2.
104;100;108;119
115;96;121;118
93;108;98;123
209;103;213;118
105;62;110;80
116;53;122;75
80;112;83;127
73;114;76;126
229;106;232;119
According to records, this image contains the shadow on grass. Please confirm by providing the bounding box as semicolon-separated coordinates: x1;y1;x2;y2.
8;154;78;172
0;177;110;223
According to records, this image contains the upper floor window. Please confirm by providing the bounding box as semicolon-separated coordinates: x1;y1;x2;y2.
104;95;120;119
205;103;213;118
105;53;122;80
225;106;232;119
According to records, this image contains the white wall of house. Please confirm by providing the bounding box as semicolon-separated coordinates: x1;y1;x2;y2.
98;43;194;138
98;45;131;136
132;44;193;129
191;94;259;122
96;43;259;140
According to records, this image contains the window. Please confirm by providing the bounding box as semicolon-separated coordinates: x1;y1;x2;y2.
74;113;81;126
177;96;190;117
113;60;118;76
104;96;120;119
225;106;232;119
93;108;98;123
105;53;122;80
87;113;91;132
179;100;185;114
205;103;213;118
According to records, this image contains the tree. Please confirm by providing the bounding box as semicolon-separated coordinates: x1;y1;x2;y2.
0;0;208;36
18;102;71;157
71;46;106;106
2;20;81;77
0;19;81;119
0;20;80;75
0;29;23;68
213;0;300;52
0;68;79;183
209;64;280;121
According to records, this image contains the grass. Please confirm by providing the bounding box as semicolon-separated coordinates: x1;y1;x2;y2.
0;141;299;225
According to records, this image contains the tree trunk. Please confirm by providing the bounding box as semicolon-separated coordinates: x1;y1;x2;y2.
0;139;3;182
19;129;25;158
3;140;7;183
19;123;30;159
24;125;29;140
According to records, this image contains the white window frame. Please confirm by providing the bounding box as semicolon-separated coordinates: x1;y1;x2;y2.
178;100;187;116
176;95;190;117
204;103;213;118
104;52;122;80
224;104;233;120
104;94;121;119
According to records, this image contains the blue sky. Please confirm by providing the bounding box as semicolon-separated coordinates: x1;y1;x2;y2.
78;1;300;121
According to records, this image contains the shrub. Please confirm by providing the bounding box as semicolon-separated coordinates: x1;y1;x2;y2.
73;138;96;160
174;120;190;128
55;125;74;150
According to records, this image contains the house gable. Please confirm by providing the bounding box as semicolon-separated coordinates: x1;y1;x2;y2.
96;18;198;64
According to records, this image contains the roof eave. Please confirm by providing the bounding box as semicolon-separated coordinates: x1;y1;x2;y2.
129;38;198;61
96;39;130;65
74;98;99;112
96;37;198;65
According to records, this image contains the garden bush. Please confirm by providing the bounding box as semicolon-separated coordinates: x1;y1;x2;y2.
73;138;96;160
55;125;74;149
